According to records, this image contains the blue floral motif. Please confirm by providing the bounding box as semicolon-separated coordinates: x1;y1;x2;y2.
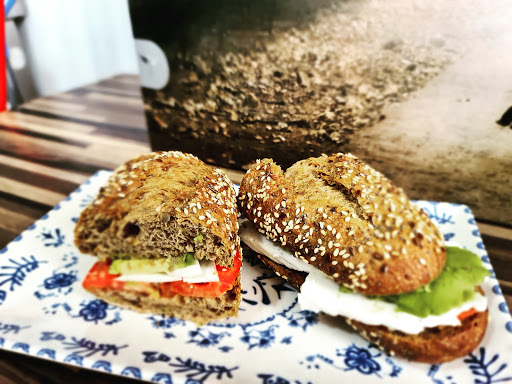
44;272;77;290
0;321;29;334
257;373;312;384
35;254;79;300
62;336;128;357
188;328;230;350
40;228;65;247
12;342;30;353
444;233;455;242
121;366;142;379
37;348;56;359
143;351;238;382
422;203;454;224
43;302;72;315
492;285;502;295
386;356;402;378
0;255;47;295
148;315;185;339
283;310;318;331
78;299;109;322
338;344;382;376
464;347;512;384
151;373;173;384
76;299;122;325
168;357;238;383
242;272;295;307
91;360;112;373
143;351;172;363
0;290;5;305
427;364;455;384
41;331;66;342
303;343;401;379
241;325;277;350
64;354;84;366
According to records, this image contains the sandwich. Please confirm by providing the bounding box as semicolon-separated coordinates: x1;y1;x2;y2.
74;151;242;325
237;153;489;363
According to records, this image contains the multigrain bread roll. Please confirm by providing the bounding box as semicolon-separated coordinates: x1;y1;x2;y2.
75;151;242;325
238;153;489;363
239;153;446;295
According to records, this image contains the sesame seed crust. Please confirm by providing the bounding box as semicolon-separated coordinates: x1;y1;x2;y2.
75;151;240;267
237;153;446;295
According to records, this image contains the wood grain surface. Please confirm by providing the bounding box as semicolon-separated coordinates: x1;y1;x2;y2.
0;75;510;383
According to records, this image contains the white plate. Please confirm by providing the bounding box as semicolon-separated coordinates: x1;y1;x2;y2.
0;171;511;384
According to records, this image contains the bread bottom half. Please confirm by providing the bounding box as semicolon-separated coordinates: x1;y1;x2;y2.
85;274;241;326
256;253;488;363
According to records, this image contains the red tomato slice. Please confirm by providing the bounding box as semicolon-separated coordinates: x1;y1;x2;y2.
82;251;241;299
457;307;478;322
160;251;242;298
82;261;125;290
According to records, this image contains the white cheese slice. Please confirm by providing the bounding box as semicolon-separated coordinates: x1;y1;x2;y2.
115;259;219;283
239;219;488;335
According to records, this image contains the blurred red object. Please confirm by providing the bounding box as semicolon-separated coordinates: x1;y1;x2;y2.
0;1;5;111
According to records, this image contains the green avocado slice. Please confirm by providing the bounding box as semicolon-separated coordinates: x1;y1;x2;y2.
339;247;490;317
109;253;196;275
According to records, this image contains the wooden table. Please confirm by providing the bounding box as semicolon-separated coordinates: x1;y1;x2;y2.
0;75;510;383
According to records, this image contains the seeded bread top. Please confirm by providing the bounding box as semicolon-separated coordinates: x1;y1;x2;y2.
74;151;240;267
238;153;446;295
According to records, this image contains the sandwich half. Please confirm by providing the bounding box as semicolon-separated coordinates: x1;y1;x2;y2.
74;151;242;325
237;153;489;363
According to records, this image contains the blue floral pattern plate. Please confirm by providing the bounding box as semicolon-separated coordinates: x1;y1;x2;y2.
1;171;511;384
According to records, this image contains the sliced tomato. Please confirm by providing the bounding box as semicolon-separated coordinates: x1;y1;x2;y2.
457;307;478;322
82;261;124;290
160;251;242;298
82;251;241;299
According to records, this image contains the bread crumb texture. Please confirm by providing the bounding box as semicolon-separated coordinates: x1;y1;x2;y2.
74;151;240;267
86;274;242;326
238;153;446;295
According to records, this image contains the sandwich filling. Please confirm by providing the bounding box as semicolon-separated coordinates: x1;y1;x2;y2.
82;251;242;299
240;220;489;335
110;253;220;283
